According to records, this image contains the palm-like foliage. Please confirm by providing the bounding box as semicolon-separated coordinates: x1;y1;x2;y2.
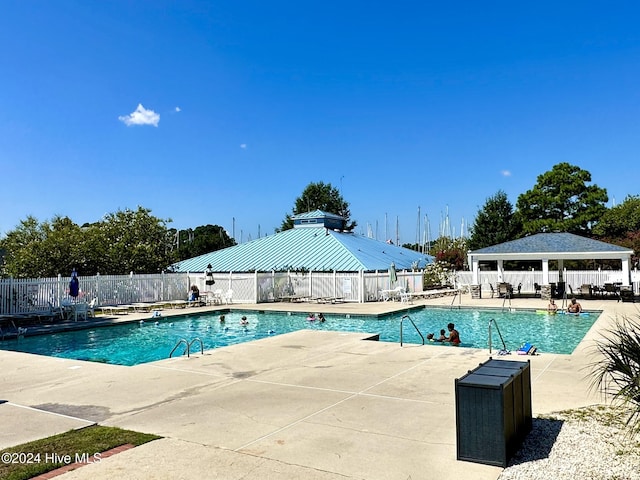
591;316;640;436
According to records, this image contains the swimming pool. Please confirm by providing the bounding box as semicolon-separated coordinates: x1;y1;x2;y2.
0;308;599;366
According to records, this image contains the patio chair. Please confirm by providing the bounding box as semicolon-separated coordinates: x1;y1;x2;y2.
579;284;592;299
74;302;89;321
489;284;495;298
603;283;619;299
534;283;541;297
87;298;97;317
224;289;233;304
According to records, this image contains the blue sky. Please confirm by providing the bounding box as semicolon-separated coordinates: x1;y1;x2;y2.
1;1;639;245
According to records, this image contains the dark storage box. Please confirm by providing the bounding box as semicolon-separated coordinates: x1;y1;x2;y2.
455;358;532;467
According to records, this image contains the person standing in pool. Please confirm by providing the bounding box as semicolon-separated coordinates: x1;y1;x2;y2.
318;313;326;323
547;299;558;314
567;298;582;313
443;323;460;345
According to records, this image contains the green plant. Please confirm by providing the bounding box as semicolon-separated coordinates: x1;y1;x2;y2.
423;261;452;288
590;316;640;436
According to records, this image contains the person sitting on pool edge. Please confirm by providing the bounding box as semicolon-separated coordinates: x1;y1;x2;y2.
567;298;582;314
443;323;460;345
547;299;558;314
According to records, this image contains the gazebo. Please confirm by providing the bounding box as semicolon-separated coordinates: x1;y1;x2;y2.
467;233;633;297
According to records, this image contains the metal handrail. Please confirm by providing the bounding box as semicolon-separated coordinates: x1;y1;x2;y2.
501;293;512;311
169;338;189;358
188;337;204;355
170;337;204;358
450;289;462;309
400;315;425;346
488;318;508;354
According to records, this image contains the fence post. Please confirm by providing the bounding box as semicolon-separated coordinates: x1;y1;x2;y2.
57;274;62;308
96;273;101;306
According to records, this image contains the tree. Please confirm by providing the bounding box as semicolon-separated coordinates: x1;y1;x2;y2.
468;190;520;250
170;224;236;261
0;215;85;278
92;207;174;274
593;195;640;266
516;163;608;235
593;195;640;238
280;181;356;231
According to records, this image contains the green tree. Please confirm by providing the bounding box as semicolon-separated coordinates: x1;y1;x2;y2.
280;181;356;231
593;196;640;238
593;196;640;265
468;190;520;250
516;163;608;235
93;207;174;274
170;224;236;261
0;215;85;278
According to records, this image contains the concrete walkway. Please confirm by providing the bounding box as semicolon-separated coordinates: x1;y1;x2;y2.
1;294;637;479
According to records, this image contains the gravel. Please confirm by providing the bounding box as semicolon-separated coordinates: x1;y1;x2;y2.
499;405;640;480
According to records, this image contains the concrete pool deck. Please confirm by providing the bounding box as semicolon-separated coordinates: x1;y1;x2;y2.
1;294;638;479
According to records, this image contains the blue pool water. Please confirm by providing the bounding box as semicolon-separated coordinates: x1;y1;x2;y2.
0;308;598;366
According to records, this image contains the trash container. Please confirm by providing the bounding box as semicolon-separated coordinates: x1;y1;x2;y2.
455;358;532;467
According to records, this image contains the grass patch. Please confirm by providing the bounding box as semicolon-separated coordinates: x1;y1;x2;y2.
0;425;160;480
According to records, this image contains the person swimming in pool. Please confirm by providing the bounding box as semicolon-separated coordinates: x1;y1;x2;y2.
547;299;558;314
240;315;249;325
219;314;225;323
318;313;326;323
436;329;446;342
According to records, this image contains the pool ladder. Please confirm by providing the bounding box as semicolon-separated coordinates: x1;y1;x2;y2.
488;318;508;354
169;337;204;358
400;315;425;347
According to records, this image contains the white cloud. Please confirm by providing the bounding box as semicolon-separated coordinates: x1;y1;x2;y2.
175;106;181;112
118;104;160;127
501;170;511;177
240;144;247;149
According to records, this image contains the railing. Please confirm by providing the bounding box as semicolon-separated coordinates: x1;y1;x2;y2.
400;315;425;346
450;289;462;309
169;337;204;358
488;318;508;354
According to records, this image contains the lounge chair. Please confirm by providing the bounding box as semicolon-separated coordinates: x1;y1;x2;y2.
489;284;496;298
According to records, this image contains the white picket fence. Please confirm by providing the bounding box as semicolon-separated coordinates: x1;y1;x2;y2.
0;269;426;316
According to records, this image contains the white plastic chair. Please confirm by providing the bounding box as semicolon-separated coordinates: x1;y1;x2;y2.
224;289;233;304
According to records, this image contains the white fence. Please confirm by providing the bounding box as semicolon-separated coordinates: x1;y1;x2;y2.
455;270;640;297
0;269;426;316
3;268;637;316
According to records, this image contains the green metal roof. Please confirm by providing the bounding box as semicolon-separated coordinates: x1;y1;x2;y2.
172;227;433;273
